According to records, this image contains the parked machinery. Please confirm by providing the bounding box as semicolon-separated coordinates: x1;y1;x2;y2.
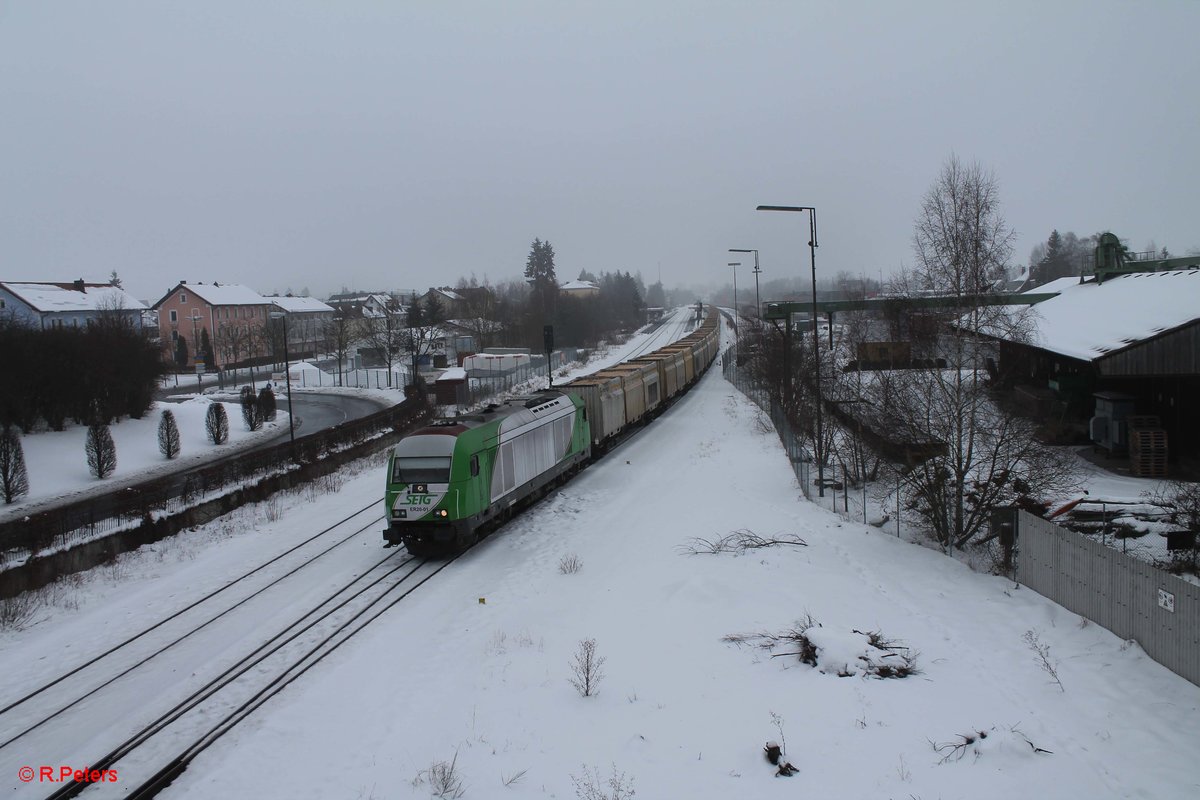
383;309;720;553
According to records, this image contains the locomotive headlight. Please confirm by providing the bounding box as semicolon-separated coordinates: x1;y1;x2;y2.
438;509;448;517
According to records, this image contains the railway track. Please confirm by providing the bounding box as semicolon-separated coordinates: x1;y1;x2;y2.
38;549;460;799
618;307;696;362
0;499;424;798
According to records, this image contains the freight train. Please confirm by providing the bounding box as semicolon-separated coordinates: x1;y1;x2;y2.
384;308;721;554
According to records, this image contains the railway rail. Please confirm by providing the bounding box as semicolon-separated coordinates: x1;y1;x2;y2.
41;550;458;799
0;500;418;798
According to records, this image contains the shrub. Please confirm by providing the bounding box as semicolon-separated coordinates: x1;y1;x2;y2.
0;425;30;503
85;420;117;479
157;409;181;459
570;764;635;800
257;386;277;421
240;386;264;431
568;638;607;697
724;615;918;679
206;402;229;445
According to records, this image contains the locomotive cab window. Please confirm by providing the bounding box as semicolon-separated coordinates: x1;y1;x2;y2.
392;457;451;484
470;455;479;477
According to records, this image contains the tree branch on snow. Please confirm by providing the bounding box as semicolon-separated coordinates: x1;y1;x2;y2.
681;529;807;555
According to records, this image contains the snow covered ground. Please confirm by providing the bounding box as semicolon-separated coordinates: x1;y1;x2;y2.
2;332;1197;799
0;398;290;523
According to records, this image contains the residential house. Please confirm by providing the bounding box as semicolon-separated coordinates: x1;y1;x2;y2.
418;287;470;320
266;295;334;360
153;281;273;369
0;280;147;330
327;291;402;321
560;279;600;299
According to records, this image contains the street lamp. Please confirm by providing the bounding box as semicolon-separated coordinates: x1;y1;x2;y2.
268;311;296;448
726;262;741;342
756;204;825;497
188;312;204;389
729;248;762;319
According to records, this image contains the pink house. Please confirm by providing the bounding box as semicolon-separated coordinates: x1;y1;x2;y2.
153;282;272;369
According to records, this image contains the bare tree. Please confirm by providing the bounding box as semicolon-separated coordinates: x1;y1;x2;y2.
321;308;358;385
357;300;408;387
453;278;502;350
0;425;30;503
215;322;252;371
889;156;1076;551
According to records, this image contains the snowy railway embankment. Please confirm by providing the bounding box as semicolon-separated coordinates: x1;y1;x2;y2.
0;398;430;596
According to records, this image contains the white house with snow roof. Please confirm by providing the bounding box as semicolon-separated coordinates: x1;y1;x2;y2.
0;280;147;330
560;279;600;298
266;295;334;359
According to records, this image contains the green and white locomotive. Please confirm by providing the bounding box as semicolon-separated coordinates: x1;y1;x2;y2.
384;390;591;554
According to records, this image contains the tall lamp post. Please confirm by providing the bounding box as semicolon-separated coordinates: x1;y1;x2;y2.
188;312;204;388
726;261;741;342
729;248;761;319
756;204;825;497
269;311;296;449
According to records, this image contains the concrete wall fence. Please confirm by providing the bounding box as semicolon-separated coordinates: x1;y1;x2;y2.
1016;510;1200;686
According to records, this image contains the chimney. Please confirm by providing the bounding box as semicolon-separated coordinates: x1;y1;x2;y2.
73;279;85;292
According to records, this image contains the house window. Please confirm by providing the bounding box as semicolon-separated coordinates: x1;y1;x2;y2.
171;330;178;342
170;310;178;323
180;292;187;303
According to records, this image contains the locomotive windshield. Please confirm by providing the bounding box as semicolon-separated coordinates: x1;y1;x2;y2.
391;457;451;484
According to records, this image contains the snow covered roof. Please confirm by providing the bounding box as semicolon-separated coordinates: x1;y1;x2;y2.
1025;276;1082;295
561;280;599;291
1008;270;1200;361
267;296;333;313
0;282;147;312
181;283;267;306
429;287;463;301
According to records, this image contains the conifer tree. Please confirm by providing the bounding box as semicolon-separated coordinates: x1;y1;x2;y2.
158;409;181;459
0;425;30;503
85;418;117;479
206;402;229;445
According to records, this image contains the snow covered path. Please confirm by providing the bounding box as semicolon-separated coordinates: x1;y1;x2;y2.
2;354;1197;799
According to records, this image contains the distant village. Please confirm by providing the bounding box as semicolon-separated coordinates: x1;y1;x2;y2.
0;278;614;377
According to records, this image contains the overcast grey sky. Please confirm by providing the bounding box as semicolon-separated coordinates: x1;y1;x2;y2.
2;1;1197;303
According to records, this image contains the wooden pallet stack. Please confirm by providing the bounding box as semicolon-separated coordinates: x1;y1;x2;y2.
1128;415;1168;478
